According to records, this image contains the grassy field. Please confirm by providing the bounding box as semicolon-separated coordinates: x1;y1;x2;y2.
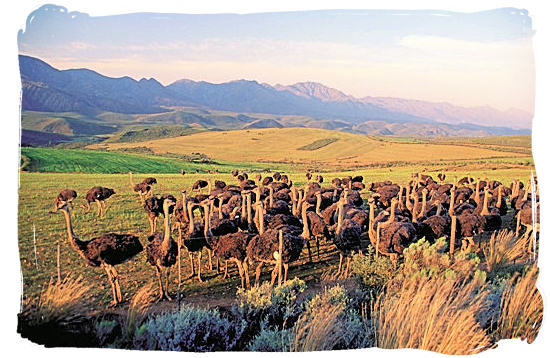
18;161;535;307
88;128;531;170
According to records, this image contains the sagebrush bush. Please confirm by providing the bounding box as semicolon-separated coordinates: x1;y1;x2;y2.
133;305;245;351
403;237;485;282
350;248;395;291
248;328;293;352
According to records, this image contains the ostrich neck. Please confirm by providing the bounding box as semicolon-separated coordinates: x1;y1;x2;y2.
269;187;274;208
161;205;172;250
436;202;442;216
247;195;253;224
420;193;427;216
129;172;135;187
60;209;84;254
315;194;321;215
241;194;247;220
181;194;188;221
188;206;195;234
497;187;502;208
258;204;264;235
297;190;304;213
449;190;455;216
204;205;211;237
302;205;310;238
336;203;343;236
481;194;490;216
291;193;297;216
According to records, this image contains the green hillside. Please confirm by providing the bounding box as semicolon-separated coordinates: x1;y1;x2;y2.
20;147;270;174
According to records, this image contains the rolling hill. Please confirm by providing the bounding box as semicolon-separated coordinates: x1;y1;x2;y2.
19;55;531;139
89;127;529;169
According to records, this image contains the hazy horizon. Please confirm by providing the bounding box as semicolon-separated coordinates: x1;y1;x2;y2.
18;5;535;113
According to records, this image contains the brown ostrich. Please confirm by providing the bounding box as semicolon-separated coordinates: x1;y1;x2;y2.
301;201;329;262
192;179;211;194
213;231;252;289
180;202;207;282
416;200;451;244
369;198;416;268
54;200;142;305
129;172;152;205
146;196;178;300
83;186;115;217
333;198;362;277
52;189;77;212
143;195;177;235
246;202;304;286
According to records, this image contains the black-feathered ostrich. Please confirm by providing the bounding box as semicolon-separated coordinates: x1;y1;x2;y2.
129;171;154;205
146;196;178;300
143;194;177;235
246;201;305;285
83;186;116;217
333;197;361;277
180;202;207;282
54;200;143;305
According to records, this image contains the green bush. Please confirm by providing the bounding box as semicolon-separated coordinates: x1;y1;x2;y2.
248;328;293;352
350;248;395;291
133;305;244;351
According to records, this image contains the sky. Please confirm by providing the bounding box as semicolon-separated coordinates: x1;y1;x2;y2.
17;5;535;113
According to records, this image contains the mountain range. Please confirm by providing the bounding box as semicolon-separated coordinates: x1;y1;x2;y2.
19;55;531;138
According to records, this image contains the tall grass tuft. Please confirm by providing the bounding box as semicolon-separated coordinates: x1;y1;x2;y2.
495;266;543;343
482;229;529;272
373;275;493;354
291;302;344;351
125;282;157;342
22;274;91;327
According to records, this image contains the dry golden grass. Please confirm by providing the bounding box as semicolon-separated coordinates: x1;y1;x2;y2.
125;282;157;340
373;275;493;354
496;266;543;343
22;274;91;326
482;230;530;272
291;303;344;352
92;127;526;167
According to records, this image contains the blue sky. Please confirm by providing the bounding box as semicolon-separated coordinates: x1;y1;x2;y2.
18;5;534;112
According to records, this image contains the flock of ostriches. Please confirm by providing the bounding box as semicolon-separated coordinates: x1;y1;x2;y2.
52;170;539;306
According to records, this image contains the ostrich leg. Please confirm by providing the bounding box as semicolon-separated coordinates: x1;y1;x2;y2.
236;260;245;289
243;260;250;289
95;200;101;217
222;260;229;279
344;257;351;278
305;240;313;264
148;216;155;235
283;263;289;283
207;249;213;270
336;253;344;277
197;250;203;282
165;269;172;301
111;266;123;304
270;264;279;286
154;265;165;299
103;264;118;305
138;192;144;205
316;238;320;260
100;200;106;217
187;252;195;278
255;261;264;286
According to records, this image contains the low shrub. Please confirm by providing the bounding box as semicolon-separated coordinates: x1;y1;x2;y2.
133;305;245;351
350;248;395;291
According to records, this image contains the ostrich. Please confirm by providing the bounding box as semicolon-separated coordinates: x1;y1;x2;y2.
369;198;416;268
52;189;77;212
54;200;142;305
416;200;451;244
333;198;362;278
83;186;115;217
129;171;152;205
213;231;252;289
192;179;210;194
301;201;330;262
437;173;446;182
142;177;158;186
247;202;304;285
146;196;178;300
180;202;207;282
144;194;177;235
